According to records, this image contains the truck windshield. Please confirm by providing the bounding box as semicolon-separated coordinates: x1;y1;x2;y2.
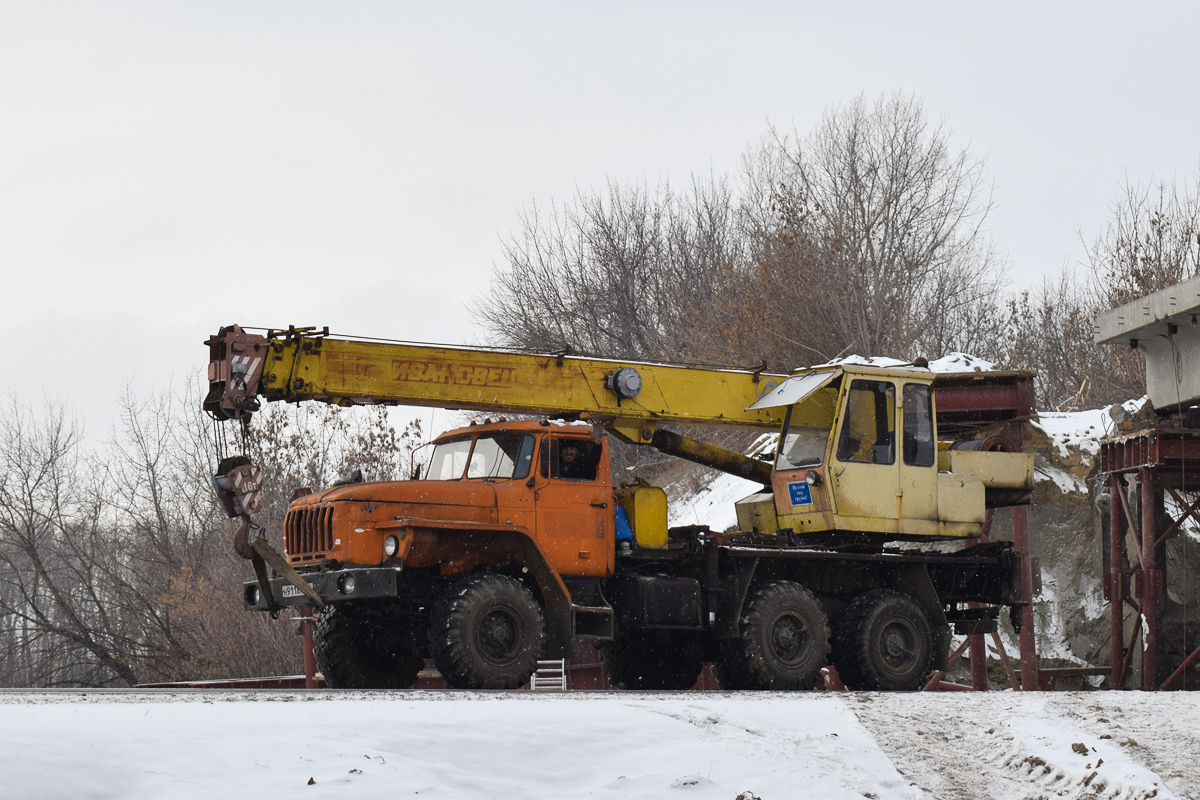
776;409;830;471
426;438;473;480
467;433;535;479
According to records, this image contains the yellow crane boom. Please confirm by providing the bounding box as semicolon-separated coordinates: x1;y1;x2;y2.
205;325;787;434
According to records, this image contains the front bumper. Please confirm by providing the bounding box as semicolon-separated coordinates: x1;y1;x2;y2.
243;566;402;611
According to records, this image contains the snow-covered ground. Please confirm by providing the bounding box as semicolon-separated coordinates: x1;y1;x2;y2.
2;690;1195;800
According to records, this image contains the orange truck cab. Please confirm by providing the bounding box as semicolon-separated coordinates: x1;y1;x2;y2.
281;420;616;580
245;419;652;689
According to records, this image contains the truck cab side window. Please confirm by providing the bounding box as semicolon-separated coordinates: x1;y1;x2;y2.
557;438;599;481
902;384;935;467
836;380;895;465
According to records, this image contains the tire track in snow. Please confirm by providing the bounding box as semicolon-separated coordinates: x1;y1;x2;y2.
848;693;1182;800
1041;694;1200;800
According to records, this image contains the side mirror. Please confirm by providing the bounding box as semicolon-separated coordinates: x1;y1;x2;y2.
526;475;537;488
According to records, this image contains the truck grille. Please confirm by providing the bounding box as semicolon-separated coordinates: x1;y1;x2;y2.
285;505;334;561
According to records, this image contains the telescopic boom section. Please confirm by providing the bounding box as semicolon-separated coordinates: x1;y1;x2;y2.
204;325;785;478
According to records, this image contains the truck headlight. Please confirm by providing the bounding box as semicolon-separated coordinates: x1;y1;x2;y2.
338;574;357;595
384;535;399;557
245;583;261;606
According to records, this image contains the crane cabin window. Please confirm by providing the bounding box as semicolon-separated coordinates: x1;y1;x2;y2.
467;433;535;479
836;380;895;465
426;438;472;480
776;406;831;470
902;384;935;467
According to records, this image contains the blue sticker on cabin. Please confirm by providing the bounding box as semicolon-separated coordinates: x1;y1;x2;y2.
787;481;813;506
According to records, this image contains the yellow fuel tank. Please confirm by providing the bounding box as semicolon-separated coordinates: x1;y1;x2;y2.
616;486;669;549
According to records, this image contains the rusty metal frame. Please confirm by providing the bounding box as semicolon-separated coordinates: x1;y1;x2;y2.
1102;430;1200;690
922;506;1029;692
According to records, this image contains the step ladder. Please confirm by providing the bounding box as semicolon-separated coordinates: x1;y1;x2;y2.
529;659;568;691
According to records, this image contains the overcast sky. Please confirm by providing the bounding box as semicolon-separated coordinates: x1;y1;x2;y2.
3;2;1199;436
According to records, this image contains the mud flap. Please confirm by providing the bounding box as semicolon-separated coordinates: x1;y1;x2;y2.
712;556;759;640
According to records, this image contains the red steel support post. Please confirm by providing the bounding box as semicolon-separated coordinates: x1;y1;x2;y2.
1140;468;1157;690
299;604;317;689
970;631;988;690
1109;473;1126;689
1011;505;1038;690
965;511;995;691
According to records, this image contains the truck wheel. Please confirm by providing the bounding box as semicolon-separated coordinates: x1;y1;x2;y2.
429;573;545;690
313;603;424;689
720;580;829;690
598;632;703;690
832;589;932;691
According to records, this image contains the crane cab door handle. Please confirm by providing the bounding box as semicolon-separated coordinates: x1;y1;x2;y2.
590;502;608;508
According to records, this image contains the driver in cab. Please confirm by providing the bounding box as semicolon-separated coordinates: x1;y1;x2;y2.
558;440;597;480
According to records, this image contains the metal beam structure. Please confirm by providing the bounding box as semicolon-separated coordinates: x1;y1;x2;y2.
925;370;1041;692
1101;430;1200;690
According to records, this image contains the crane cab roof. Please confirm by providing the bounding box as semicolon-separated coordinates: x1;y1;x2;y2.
748;363;936;411
432;417;594;444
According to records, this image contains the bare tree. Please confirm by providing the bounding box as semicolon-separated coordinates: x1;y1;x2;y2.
1087;179;1200;308
246;403;423;539
994;269;1116;410
0;398;149;686
473;177;742;361
996;176;1200;410
476;94;1005;379
1068;177;1200;405
0;386;427;687
718;93;1005;368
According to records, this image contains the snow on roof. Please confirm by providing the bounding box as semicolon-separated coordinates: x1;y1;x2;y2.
927;352;995;372
811;352;995;373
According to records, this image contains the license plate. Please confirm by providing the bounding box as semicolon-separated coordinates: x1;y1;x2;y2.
281;584;304;599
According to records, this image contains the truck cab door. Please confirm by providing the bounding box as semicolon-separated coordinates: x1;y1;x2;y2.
830;379;900;534
897;382;938;534
532;435;613;577
465;432;537;532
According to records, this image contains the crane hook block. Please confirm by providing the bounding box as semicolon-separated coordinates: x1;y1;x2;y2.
212;456;264;518
203;324;269;421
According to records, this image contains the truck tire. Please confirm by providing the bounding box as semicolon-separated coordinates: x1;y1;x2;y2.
313;603;424;689
429;573;545;690
832;589;932;691
598;632;703;690
720;580;829;690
